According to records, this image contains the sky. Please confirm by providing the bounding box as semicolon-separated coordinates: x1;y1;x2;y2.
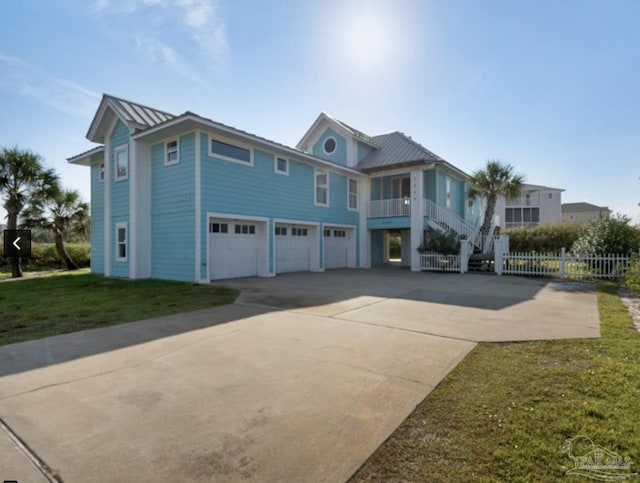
1;0;639;223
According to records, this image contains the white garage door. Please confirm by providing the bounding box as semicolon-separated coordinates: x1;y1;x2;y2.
324;227;356;269
275;224;314;274
209;219;264;280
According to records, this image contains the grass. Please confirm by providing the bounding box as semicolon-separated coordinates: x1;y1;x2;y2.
0;271;239;346
350;282;640;482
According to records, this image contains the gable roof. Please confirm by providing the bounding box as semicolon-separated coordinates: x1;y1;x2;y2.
87;94;176;143
296;112;380;151
67;146;104;166
562;202;611;213
520;183;564;192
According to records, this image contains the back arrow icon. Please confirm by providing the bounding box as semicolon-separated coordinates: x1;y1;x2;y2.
13;237;21;250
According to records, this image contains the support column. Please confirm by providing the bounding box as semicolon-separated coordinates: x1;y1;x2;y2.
358;177;371;268
410;169;425;272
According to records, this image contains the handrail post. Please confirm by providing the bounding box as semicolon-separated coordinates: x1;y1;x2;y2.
560;247;566;278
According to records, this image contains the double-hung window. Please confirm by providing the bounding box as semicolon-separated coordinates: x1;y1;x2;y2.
116;223;127;261
348;178;358;210
315;169;329;206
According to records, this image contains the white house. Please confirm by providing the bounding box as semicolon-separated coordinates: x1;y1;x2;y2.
494;183;564;229
562;202;611;224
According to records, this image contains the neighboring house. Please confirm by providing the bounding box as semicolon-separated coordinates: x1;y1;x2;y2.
562;202;611;224
68;94;483;282
494;183;564;229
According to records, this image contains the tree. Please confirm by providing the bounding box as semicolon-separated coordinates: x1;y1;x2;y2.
0;146;58;277
572;214;640;255
22;184;88;270
468;160;525;236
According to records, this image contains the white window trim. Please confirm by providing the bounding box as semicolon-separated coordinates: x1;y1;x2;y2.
315;169;329;207
322;136;337;155
115;222;128;262
274;156;289;175
165;138;180;166
114;144;129;181
208;136;254;167
348;177;358;211
98;163;105;183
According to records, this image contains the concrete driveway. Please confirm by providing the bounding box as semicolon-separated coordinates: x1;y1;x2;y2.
0;270;599;482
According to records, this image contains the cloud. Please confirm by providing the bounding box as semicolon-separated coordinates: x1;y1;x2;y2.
0;52;100;117
94;0;228;75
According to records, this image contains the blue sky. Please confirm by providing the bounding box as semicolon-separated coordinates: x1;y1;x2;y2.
1;0;639;222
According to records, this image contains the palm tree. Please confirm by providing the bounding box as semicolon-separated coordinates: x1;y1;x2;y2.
468;160;524;236
22;184;88;270
0;146;58;277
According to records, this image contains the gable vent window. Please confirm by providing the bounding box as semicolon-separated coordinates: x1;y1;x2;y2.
210;139;252;165
323;137;337;155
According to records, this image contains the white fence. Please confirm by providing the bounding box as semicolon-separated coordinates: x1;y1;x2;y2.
420;252;461;272
497;246;635;280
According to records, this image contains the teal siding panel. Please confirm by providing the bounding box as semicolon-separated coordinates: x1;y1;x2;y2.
200;135;358;226
312;127;347;166
110;120;129;277
367;217;411;230
90;163;104;274
437;171;447;207
370;178;382;201
151;133;196;282
370;230;384;267
451;178;465;218
357;142;374;162
424;170;436;202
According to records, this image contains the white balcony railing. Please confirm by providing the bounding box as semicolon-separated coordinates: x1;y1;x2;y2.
367;198;411;218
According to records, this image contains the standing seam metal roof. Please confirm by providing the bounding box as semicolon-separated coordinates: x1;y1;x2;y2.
104;94;175;128
355;131;445;170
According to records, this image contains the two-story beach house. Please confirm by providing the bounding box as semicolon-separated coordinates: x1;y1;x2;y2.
494;183;564;229
68;95;484;282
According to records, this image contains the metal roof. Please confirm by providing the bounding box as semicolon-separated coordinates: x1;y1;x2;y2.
324;113;381;148
356;131;445;171
562;202;611;213
103;94;175;129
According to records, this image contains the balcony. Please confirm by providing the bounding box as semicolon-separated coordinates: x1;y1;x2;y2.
506;193;540;207
367;198;411;218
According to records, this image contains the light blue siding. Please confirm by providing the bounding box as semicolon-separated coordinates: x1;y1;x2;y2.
437;171;447;208
110;120;129;277
424;170;436;202
451;177;465;219
90;159;104;274
199;133;358;276
151;133;196;282
357;141;374;162
367;217;411;230
312;127;347;165
370;231;384;266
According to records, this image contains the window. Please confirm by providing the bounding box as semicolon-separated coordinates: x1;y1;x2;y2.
548;193;553;199
445;177;452;208
234;224;256;235
525;193;531;205
275;157;289;175
114;145;128;180
275;226;287;236
210;139;252;165
324;229;331;237
165;139;179;165
209;222;228;233
292;227;308;236
315;169;329;206
99;163;105;182
116;223;127;261
333;230;346;238
348;178;358;210
323;137;337;155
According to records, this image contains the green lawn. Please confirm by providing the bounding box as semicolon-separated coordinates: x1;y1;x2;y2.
350;282;640;482
0;271;239;346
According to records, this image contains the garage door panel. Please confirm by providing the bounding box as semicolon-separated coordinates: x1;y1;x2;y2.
209;219;263;280
324;227;356;270
275;224;315;274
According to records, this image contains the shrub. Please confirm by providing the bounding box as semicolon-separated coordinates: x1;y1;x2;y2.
1;243;90;271
625;260;640;293
418;230;460;255
504;223;583;252
572;214;640;255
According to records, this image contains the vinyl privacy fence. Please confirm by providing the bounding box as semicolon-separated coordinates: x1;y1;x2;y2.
498;247;636;280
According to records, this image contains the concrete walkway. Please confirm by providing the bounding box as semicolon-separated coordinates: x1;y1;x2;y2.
0;270;600;482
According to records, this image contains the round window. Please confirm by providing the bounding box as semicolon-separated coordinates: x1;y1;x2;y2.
323;137;337;154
